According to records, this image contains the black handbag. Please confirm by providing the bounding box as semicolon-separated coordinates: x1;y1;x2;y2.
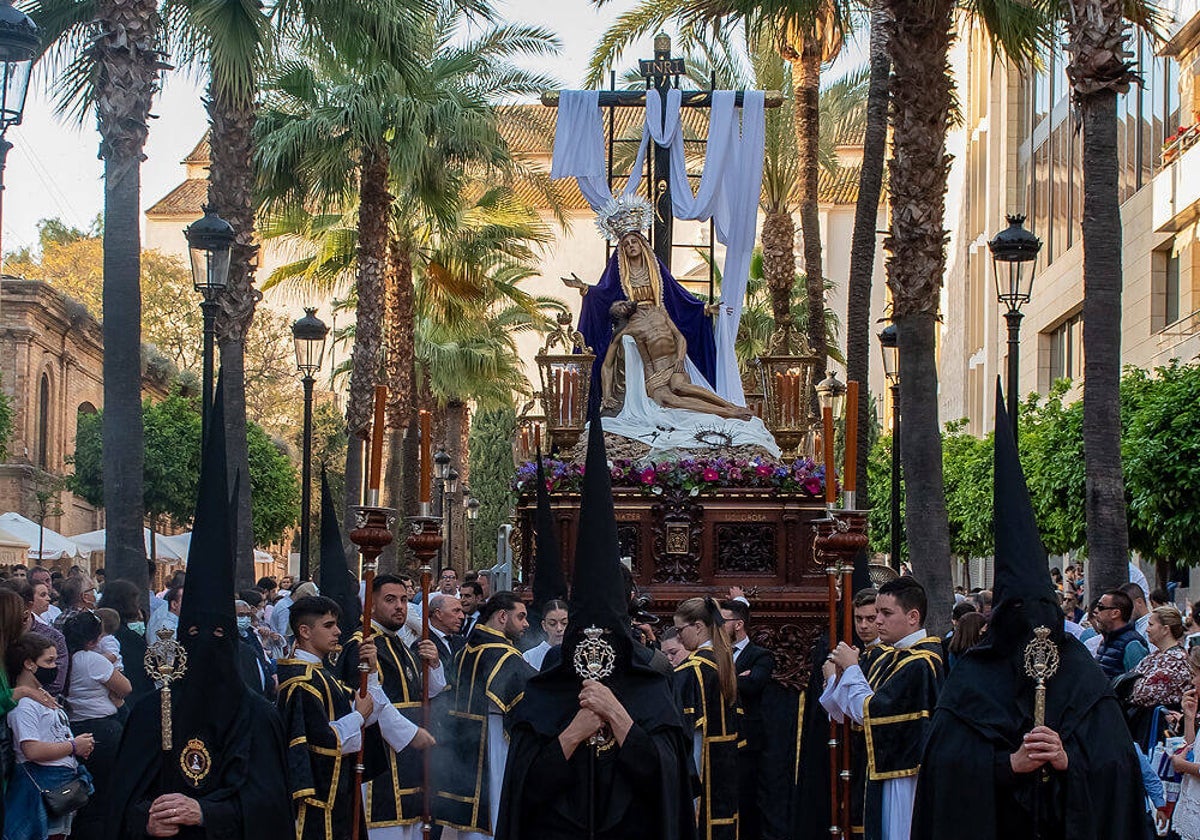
23;764;91;817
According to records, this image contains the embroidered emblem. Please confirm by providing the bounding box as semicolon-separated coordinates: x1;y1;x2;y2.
180;738;212;786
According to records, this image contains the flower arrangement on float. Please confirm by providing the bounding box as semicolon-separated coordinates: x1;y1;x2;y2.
513;455;830;497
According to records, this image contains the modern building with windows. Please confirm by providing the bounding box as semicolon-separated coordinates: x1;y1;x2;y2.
940;5;1200;434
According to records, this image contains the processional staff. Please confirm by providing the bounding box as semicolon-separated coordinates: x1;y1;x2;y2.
348;386;396;840
406;409;443;840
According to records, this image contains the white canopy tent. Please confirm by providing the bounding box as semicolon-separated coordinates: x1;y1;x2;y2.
0;513;82;562
0;525;31;566
158;532;274;566
70;528;188;563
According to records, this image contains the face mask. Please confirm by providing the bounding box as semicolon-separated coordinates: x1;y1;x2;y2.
128;621;146;637
236;616;253;632
34;666;57;688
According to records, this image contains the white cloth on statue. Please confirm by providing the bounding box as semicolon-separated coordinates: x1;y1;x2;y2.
550;90;649;208
600;335;781;457
440;706;510;840
643;88;765;404
818;628;928;840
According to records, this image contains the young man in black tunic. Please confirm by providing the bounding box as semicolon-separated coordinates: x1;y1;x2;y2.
105;384;292;840
495;415;697;840
911;387;1147;840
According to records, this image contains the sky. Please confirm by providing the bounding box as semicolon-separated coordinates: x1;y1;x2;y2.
1;0;862;257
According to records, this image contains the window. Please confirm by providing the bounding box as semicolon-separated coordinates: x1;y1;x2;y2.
1167;252;1181;326
1047;313;1084;383
37;374;50;470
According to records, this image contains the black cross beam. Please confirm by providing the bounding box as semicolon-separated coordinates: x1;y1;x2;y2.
543;33;781;271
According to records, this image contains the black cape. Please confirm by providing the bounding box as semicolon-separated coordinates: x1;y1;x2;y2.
104;689;291;840
495;639;698;840
911;634;1146;840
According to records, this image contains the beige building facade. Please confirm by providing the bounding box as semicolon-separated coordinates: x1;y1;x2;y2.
941;6;1200;435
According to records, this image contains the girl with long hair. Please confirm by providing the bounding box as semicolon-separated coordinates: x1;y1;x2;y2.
672;596;740;840
3;632;95;839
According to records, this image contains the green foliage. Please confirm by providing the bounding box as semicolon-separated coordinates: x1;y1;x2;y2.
866;432;903;559
1122;362;1200;564
69;394;300;545
247;424;301;546
1018;382;1086;556
941;420;994;559
0;375;13;461
467;406;517;569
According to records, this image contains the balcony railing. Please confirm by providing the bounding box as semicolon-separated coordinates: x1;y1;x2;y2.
1162;124;1200;165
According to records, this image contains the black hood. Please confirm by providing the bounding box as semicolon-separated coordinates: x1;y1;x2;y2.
318;467;360;635
173;375;245;756
980;380;1063;657
531;446;568;612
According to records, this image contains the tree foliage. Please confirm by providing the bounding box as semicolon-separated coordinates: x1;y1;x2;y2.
466;405;516;569
69;394;299;545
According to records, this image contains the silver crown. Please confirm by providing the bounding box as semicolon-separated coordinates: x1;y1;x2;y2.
595;194;655;242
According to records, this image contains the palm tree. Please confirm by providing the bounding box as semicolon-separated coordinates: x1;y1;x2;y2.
27;0;164;594
844;0;888;500
1059;4;1157;594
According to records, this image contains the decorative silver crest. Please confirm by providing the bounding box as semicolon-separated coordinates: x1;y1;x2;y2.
572;625;616;682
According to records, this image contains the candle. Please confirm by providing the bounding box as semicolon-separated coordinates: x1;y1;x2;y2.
555;369;565;423
844;381;860;494
534;423;541;454
774;373;783;424
419;410;432;505
367;385;386;499
823;406;836;505
564;371;573;423
521;427;529;459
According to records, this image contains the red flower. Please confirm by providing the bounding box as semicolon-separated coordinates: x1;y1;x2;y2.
702;468;719;482
639;467;656;485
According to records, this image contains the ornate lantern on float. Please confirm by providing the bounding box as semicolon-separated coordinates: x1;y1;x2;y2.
511;400;547;467
535;311;595;452
754;322;821;459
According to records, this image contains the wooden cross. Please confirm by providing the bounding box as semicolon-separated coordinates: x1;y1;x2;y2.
542;33;781;271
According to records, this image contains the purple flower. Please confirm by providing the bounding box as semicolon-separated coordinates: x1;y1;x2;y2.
755;464;773;477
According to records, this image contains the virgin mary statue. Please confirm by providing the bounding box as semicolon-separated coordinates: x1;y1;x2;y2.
576;195;717;415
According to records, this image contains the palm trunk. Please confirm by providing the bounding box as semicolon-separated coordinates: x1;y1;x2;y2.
761;209;796;328
1064;0;1136;597
95;0;159;599
1078;88;1130;595
795;48;826;365
342;145;391;535
445;400;469;569
209;83;261;589
845;0;891;499
883;0;956;634
382;238;415;570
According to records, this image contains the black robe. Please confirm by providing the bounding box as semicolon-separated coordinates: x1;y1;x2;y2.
912;635;1147;840
496;645;697;840
432;624;533;834
277;656;362;840
337;625;428;830
859;636;943;839
674;648;742;840
104;688;291;840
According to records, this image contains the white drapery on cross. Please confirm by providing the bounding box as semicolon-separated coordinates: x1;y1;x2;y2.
550;89;766;405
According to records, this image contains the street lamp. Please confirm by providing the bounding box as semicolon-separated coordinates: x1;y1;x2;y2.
0;0;38;274
292;307;328;581
988;214;1042;441
465;493;481;566
878;323;902;570
185;206;235;449
815;370;847;418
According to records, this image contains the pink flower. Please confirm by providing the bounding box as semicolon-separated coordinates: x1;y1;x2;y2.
702;468;719;482
755;464;773;477
639;467;656;485
804;477;822;495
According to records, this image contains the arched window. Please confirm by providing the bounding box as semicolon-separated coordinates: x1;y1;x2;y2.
37;374;50;470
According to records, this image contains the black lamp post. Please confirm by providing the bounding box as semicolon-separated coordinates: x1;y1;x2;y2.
432;447;450;565
465;493;480;566
185;207;235;449
988;214;1042;441
0;1;38;274
444;467;459;568
292;307;328;581
879;323;902;569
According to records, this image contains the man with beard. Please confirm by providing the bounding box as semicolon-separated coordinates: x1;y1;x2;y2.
105;384;291;839
336;574;440;839
911;388;1146;839
433;591;533;840
495;414;696;840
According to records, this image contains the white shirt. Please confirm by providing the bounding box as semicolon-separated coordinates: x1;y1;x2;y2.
8;697;77;768
147;605;178;640
1129;562;1150;602
66;649;118;722
99;634;123;671
41;604;61;623
523;641;552;671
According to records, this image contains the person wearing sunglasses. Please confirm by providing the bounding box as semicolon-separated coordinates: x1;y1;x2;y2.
1093;589;1150;679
